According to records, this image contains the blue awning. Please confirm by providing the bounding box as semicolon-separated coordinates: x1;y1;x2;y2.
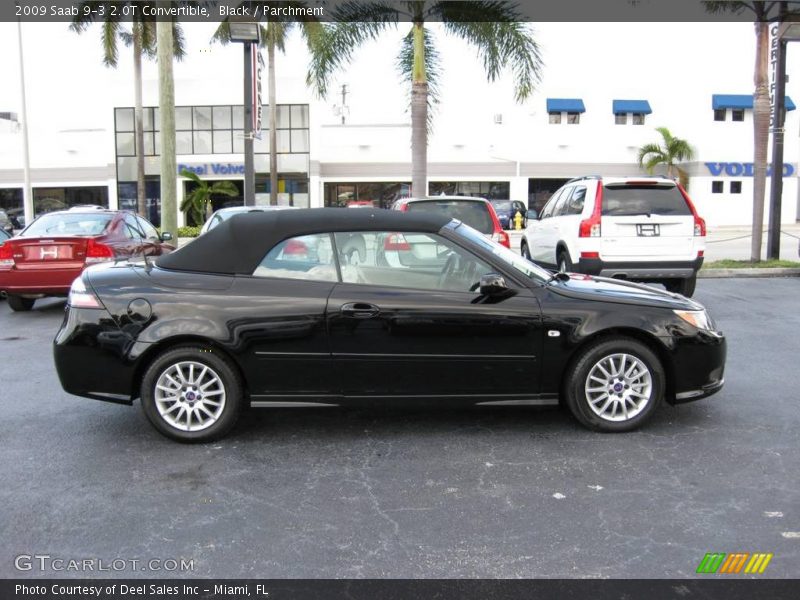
612;99;652;115
546;98;585;113
712;94;796;111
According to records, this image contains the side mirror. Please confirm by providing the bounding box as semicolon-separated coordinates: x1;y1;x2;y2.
160;232;174;242
526;209;539;221
479;273;509;296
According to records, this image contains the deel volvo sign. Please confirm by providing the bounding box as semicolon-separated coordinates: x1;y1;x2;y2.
178;163;245;176
705;162;796;177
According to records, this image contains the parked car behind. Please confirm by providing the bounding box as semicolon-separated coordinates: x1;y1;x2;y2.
490;199;528;229
54;208;725;442
0;209;174;311
200;205;298;235
0;209;15;234
391;196;510;248
520;176;706;296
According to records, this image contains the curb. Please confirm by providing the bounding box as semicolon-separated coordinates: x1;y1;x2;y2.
699;268;800;278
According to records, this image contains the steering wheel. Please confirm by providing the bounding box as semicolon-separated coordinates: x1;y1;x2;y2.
438;253;459;289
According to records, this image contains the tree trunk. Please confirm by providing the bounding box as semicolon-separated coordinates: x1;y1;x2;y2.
751;19;770;262
133;24;147;218
411;22;427;197
268;36;278;206
157;19;177;237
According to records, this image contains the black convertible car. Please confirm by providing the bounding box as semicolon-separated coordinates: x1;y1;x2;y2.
53;209;725;442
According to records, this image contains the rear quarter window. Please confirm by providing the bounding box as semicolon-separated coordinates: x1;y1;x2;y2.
602;185;691;216
406;200;493;234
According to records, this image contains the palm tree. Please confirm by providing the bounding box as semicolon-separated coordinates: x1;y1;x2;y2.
179;169;239;225
70;4;186;219
637;127;695;187
702;1;798;261
213;13;324;206
307;1;542;197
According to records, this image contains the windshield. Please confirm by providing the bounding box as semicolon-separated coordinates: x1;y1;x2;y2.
406;200;494;234
446;220;551;283
603;184;691;216
21;213;113;237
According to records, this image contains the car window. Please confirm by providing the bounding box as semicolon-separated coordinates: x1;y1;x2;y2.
253;233;337;282
602;184;692;216
334;231;494;293
551;186;574;217
565;186;587;215
136;216;160;240
206;214;224;232
540;188;566;219
123;214;144;240
21;213;113;237
405;200;493;234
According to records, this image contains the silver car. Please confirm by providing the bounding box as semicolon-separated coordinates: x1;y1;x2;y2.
199;206;298;235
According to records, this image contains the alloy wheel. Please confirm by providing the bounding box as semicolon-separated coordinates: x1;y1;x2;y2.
584;353;652;422
154;361;226;432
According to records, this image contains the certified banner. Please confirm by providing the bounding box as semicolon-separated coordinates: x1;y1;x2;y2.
251;42;263;139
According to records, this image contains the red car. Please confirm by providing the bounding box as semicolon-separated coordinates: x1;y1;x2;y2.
0;209;174;312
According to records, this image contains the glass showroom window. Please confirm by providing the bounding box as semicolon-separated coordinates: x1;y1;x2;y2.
714;108;726;121
549;112;562;124
731;109;745;122
711;181;723;194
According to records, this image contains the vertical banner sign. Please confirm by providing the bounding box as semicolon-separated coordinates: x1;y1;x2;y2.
770;24;779;129
252;43;264;139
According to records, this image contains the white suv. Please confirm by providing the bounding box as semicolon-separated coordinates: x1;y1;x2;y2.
520;176;706;296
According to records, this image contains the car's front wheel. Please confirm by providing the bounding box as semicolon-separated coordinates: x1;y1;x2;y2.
564;337;664;432
7;295;35;312
140;346;243;442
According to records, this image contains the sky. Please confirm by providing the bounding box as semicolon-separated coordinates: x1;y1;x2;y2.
1;19;799;159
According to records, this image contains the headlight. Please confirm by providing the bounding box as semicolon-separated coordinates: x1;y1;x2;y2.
673;309;712;330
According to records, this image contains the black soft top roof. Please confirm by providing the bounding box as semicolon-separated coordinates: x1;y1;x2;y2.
156;207;452;275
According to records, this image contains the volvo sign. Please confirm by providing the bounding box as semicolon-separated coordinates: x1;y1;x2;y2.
705;162;795;177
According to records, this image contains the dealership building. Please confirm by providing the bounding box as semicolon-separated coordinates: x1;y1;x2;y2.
1;23;799;229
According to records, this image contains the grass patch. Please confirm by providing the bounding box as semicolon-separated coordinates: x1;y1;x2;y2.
703;259;800;269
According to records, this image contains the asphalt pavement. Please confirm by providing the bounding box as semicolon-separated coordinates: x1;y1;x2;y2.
1;278;799;578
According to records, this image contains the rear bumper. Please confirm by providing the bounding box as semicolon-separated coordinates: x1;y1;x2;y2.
577;257;704;280
0;266;83;295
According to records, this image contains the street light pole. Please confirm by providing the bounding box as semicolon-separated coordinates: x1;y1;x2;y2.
243;42;255;207
767;36;787;259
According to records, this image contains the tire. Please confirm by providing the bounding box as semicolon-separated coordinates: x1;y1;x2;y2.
140;345;243;443
665;275;697;297
7;295;35;312
557;249;573;273
521;241;532;261
564;337;665;433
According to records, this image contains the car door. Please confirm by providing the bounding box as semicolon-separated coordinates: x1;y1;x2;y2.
232;233;339;401
533;186;571;264
327;230;542;400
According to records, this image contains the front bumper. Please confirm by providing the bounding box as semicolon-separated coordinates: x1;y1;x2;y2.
666;329;726;405
577;257;704;280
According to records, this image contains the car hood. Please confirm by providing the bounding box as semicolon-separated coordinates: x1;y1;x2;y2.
547;273;702;310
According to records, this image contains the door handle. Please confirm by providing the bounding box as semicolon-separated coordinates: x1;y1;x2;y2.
340;302;380;319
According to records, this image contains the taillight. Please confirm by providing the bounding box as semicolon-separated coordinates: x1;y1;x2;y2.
0;243;13;268
698;250;704;258
68;276;104;309
580;251;600;259
677;183;706;237
579;181;603;238
85;238;114;264
491;231;511;248
398;202;409;212
384;233;411;251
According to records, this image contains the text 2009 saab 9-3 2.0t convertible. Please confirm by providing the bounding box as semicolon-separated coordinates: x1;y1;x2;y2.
53;209;725;442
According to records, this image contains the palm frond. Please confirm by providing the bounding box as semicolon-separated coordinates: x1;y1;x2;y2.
643;155;665;174
439;1;542;102
101;19;121;67
637;143;663;166
397;25;441;132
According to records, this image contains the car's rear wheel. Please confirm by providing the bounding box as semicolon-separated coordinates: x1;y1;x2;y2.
140;346;243;442
564;337;664;432
557;250;573;273
7;295;35;312
665;276;697;297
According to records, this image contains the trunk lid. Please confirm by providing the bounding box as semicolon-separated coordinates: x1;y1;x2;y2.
5;236;90;269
